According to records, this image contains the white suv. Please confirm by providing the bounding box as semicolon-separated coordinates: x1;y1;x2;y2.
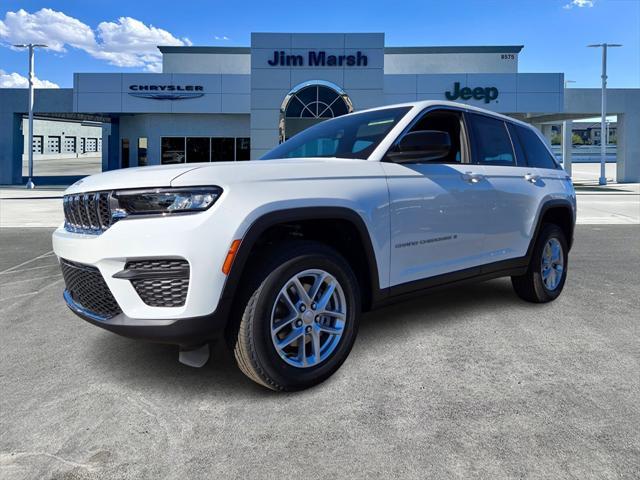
53;101;576;391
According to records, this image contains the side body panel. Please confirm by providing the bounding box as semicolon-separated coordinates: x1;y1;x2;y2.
382;161;494;286
478;164;547;261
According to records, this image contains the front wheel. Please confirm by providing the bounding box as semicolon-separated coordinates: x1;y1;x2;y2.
229;242;360;391
511;223;569;303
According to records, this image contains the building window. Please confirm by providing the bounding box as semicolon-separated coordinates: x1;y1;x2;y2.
160;137;250;164
161;137;186;164
211;138;235;162
236;137;250;161
86;138;98;152
121;138;130;168
280;81;353;142
138;138;148;166
186;137;210;163
80;138;85;154
32;135;43;154
64;136;76;153
47;136;61;154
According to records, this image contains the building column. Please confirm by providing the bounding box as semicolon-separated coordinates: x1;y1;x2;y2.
616;112;640;183
562;120;573;176
541;124;554;148
106;118;120;171
0;113;25;185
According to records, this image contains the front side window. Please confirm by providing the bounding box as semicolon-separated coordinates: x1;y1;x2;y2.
468;113;515;166
514;125;559;169
262;107;411;160
404;109;465;164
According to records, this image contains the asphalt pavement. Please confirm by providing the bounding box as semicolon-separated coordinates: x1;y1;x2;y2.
0;226;639;479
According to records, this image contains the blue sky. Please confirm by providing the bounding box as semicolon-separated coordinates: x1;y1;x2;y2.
1;0;638;89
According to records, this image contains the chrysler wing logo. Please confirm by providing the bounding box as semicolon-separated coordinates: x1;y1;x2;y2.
128;84;204;100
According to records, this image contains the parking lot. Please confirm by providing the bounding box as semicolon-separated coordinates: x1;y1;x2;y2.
0;225;638;479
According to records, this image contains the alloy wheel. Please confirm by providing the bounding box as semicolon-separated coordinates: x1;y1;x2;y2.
270;269;347;368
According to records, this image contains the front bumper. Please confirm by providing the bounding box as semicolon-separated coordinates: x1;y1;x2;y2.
63;289;227;345
52;203;240;342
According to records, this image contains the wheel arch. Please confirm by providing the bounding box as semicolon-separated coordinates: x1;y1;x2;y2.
220;207;383;316
528;199;576;257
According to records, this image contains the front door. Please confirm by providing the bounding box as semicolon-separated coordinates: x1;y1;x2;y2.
383;109;494;288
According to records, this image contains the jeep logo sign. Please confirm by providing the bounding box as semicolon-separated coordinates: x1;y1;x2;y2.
445;82;499;103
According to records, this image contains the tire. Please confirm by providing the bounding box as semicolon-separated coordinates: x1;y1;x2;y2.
229;241;361;391
511;223;569;303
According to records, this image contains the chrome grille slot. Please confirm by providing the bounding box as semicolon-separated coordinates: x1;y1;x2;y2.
64;191;114;234
78;195;91;229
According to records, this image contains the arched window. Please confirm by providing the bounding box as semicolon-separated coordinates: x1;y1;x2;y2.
279;81;353;142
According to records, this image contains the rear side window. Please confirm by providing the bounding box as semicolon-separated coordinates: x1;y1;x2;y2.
514;125;559;169
468;113;515;166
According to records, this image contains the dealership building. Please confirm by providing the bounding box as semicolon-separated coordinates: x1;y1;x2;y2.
1;32;639;185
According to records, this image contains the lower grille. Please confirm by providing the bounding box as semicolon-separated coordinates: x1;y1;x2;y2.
123;259;190;307
60;259;122;318
131;278;189;307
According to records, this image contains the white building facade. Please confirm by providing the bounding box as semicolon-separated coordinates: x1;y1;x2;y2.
1;32;638;184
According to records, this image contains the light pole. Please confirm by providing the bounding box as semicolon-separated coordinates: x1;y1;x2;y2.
13;43;48;189
588;43;622;186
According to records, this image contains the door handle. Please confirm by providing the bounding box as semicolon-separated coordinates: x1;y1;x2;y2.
524;173;541;184
462;172;484;184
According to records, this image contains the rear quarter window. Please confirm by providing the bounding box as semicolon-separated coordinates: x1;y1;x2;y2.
515;125;559;169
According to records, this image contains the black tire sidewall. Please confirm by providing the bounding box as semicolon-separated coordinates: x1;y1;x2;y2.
532;224;569;301
247;246;360;390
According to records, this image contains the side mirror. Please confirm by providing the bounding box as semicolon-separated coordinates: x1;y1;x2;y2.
387;130;451;163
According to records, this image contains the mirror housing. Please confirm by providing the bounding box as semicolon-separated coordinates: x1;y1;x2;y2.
387;130;452;163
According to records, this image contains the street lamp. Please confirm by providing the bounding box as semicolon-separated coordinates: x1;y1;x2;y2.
13;43;48;189
564;80;576;88
588;43;622;186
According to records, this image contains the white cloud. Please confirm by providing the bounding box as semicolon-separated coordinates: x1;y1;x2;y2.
0;8;191;71
564;0;595;9
214;35;230;41
0;69;60;88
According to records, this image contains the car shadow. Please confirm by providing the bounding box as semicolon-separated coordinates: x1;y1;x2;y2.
88;278;532;396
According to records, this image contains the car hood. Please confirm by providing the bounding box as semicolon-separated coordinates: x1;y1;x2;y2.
64;158;383;195
171;158;384;187
64;163;203;195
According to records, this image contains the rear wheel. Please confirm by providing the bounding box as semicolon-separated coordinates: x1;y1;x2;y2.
229;242;360;391
512;223;568;303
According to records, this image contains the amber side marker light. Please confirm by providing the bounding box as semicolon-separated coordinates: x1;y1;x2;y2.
222;239;242;275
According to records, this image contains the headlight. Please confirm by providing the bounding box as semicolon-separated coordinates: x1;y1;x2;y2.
112;186;222;217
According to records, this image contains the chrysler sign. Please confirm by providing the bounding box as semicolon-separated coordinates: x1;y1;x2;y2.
128;84;204;100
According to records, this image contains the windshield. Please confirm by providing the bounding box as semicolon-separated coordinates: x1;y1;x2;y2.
260;106;412;160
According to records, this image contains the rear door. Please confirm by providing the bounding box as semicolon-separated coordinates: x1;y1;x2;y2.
466;113;545;260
